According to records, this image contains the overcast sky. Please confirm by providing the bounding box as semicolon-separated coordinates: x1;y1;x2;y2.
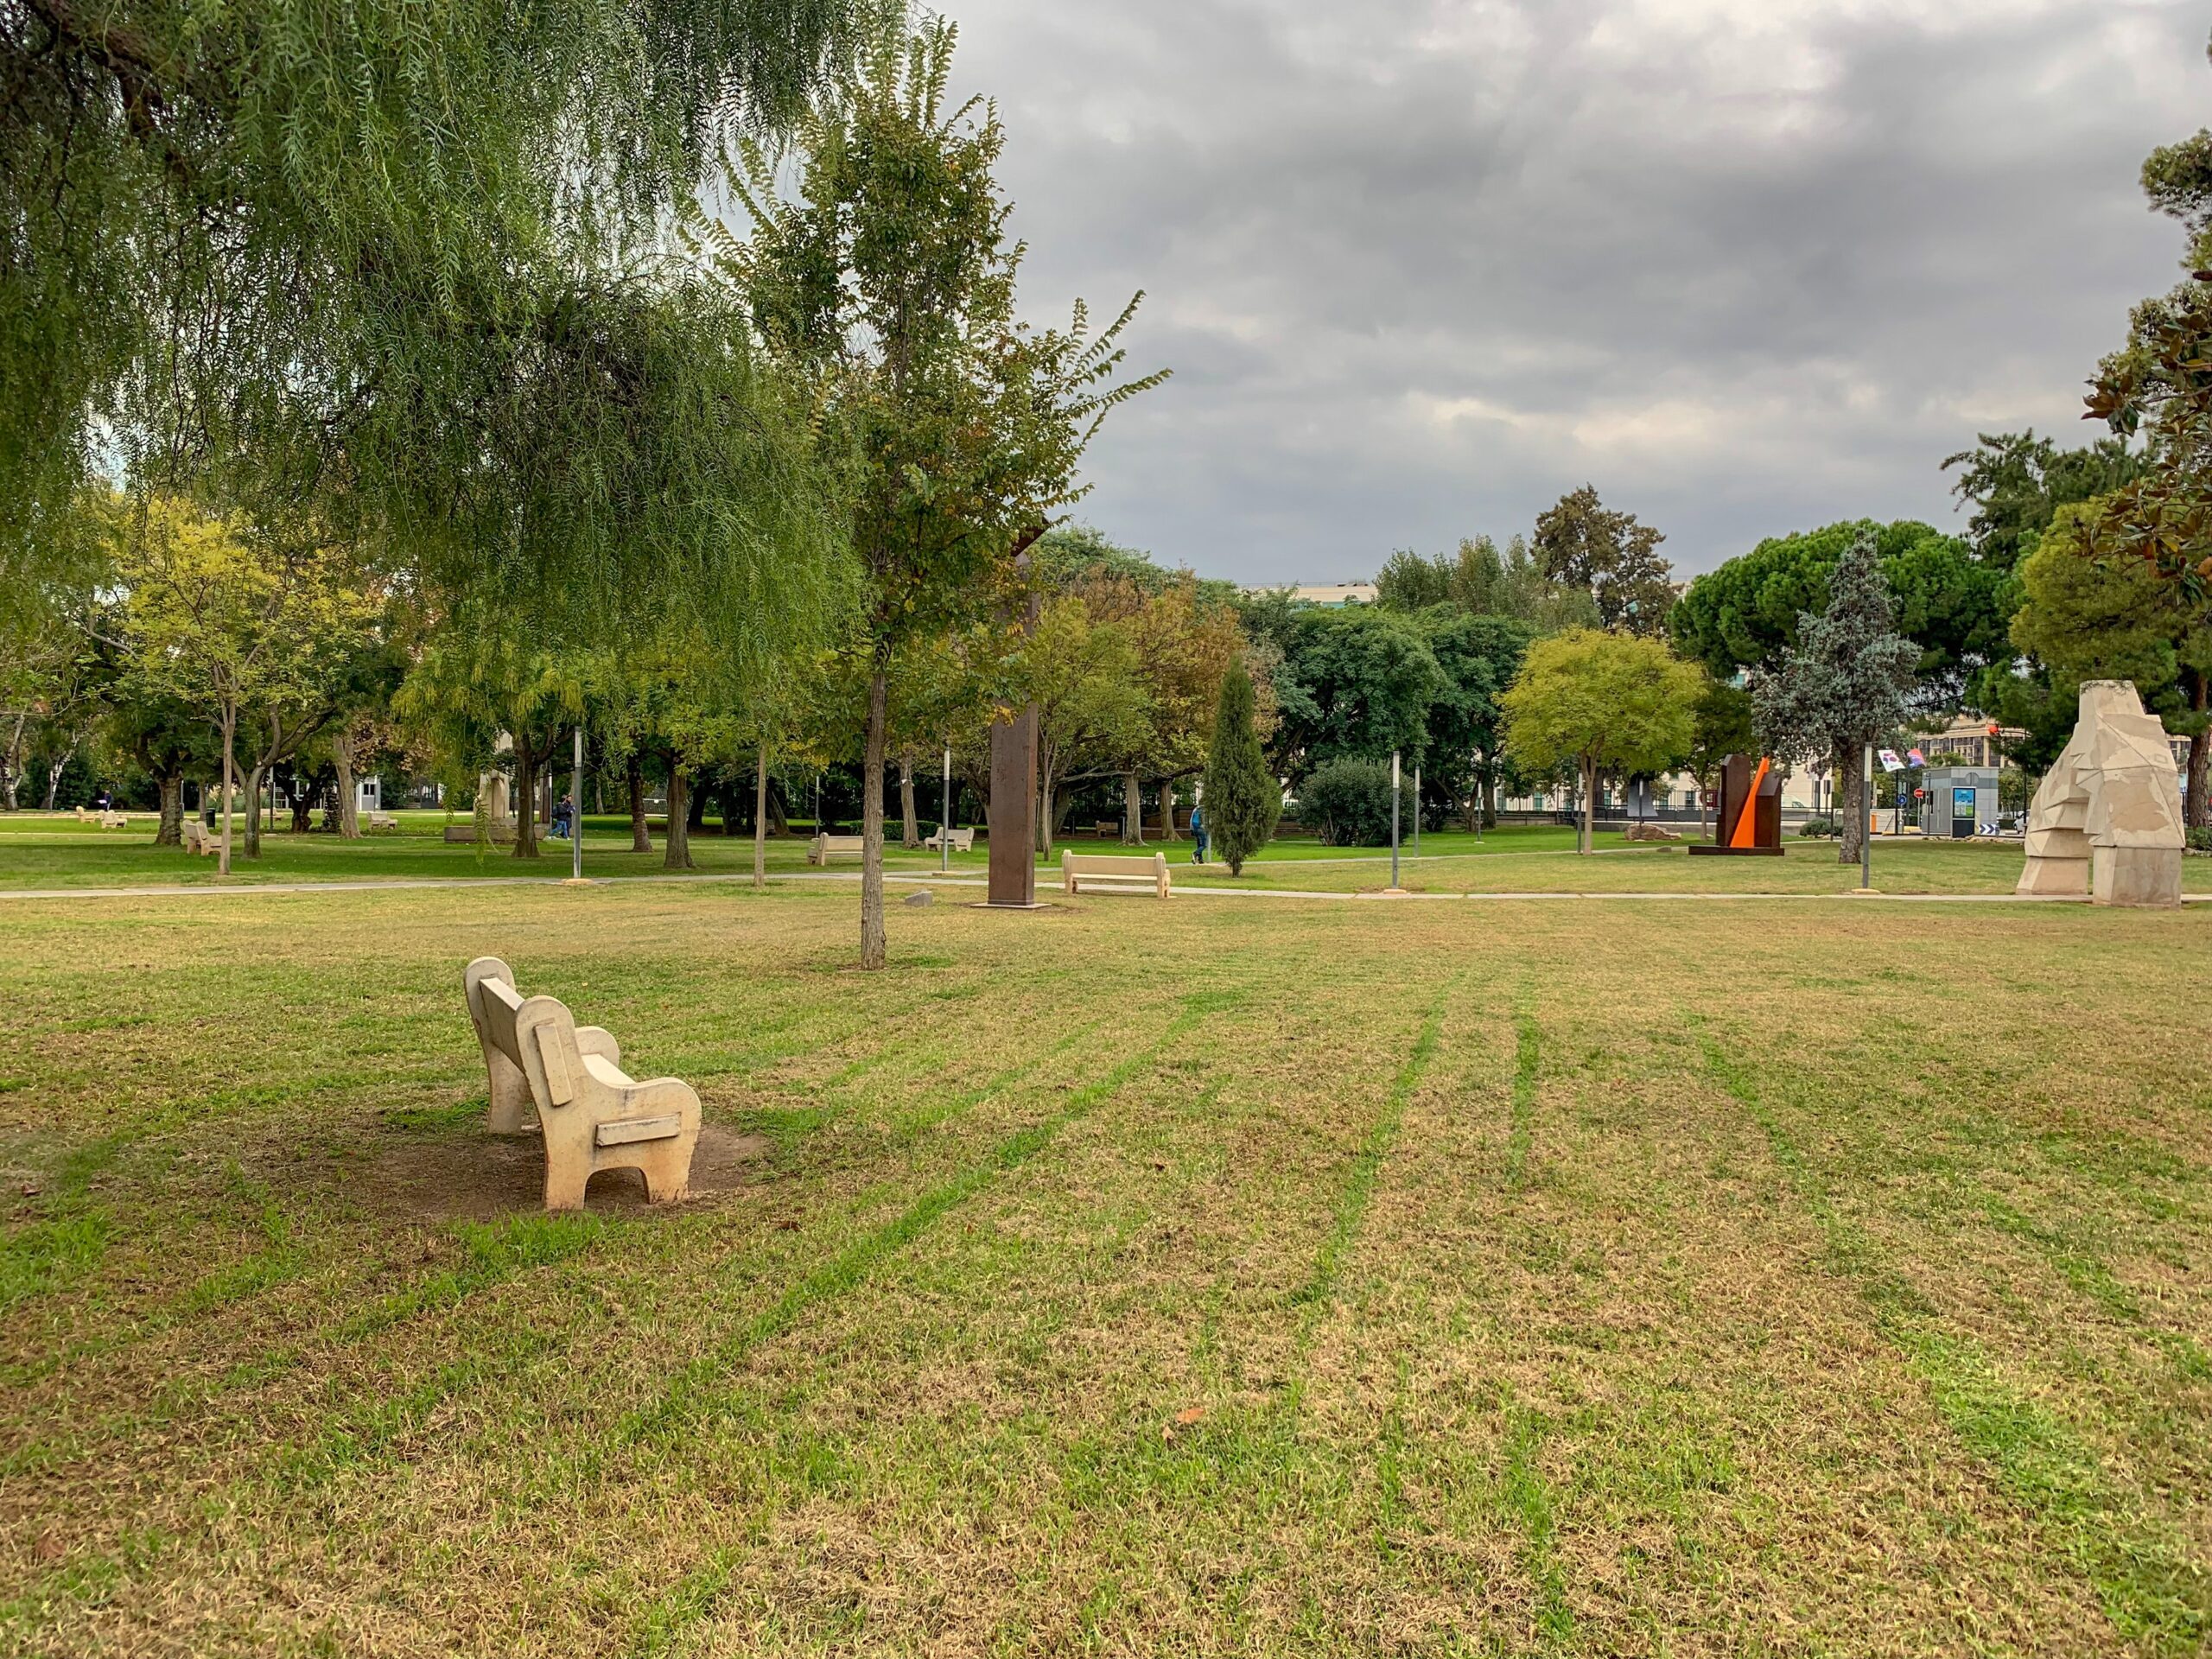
935;0;2210;584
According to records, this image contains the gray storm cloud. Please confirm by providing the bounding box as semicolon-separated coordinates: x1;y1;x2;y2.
938;0;2207;582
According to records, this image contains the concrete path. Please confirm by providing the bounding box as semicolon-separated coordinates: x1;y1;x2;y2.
2;870;2204;906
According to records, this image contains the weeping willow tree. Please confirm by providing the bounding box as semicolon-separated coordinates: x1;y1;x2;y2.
3;0;866;642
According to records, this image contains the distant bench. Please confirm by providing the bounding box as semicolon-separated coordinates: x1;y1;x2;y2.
925;827;974;854
181;821;219;856
809;833;865;865
1061;849;1170;899
463;956;701;1211
365;811;399;833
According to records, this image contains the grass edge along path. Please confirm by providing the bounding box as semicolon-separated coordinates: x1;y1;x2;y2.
1691;1019;2212;1656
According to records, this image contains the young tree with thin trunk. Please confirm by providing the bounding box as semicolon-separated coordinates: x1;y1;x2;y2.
715;19;1162;968
1503;629;1701;854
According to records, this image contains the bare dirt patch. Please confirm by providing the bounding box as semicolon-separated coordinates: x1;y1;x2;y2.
357;1122;768;1222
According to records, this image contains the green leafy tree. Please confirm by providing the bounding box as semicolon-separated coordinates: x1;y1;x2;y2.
721;19;1163;967
1503;628;1700;853
1022;597;1152;854
1531;487;1676;637
1750;531;1919;865
115;495;378;873
1295;758;1414;848
1941;432;2145;570
1200;660;1278;874
1417;611;1536;829
1684;677;1757;836
2011;505;2212;825
1239;598;1445;784
1669;518;2005;707
1376;535;1598;632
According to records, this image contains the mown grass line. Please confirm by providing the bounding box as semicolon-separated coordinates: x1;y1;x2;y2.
625;1001;1217;1447
615;1001;1226;1655
1499;1401;1577;1646
1694;1023;2211;1654
1292;980;1452;1319
1979;1196;2212;1383
1506;986;1540;1191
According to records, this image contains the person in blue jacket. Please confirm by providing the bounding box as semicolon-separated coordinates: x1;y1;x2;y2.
1190;803;1208;865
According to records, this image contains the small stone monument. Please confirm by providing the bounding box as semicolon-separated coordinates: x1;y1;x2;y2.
2017;680;2184;907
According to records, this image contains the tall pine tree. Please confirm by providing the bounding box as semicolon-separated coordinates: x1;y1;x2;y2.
1751;530;1918;863
1201;660;1278;875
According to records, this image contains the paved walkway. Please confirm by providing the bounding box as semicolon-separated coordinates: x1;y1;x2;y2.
3;870;2204;906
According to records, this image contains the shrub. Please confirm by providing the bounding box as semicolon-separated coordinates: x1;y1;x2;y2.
1298;758;1416;847
1798;815;1839;839
2189;825;2211;854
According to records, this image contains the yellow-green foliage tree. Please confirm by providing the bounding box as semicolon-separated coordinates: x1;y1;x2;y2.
1503;628;1701;854
116;496;378;874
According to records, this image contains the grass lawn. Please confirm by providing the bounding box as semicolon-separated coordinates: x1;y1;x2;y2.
9;810;2211;899
3;877;2209;1655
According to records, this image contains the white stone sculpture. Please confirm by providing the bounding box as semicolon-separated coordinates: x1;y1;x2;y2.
2016;680;2184;907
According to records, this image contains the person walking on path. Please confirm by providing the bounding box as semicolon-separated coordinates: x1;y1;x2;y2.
551;793;574;841
1190;803;1209;865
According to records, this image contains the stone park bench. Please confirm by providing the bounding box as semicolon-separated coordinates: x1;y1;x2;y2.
181;820;219;856
99;810;130;830
365;811;400;832
1061;849;1171;899
808;833;865;865
924;827;975;854
462;956;702;1211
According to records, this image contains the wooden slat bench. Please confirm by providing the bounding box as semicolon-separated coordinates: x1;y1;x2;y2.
808;833;865;865
1061;849;1170;899
462;956;702;1210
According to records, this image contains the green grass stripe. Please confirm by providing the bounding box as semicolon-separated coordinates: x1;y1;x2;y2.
626;1001;1215;1446
1506;983;1540;1191
1694;1023;2211;1653
1294;979;1452;1313
1498;1400;1577;1645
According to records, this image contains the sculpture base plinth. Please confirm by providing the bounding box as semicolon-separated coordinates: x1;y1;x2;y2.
2093;846;2182;908
2016;855;2088;898
1687;844;1785;857
971;900;1055;912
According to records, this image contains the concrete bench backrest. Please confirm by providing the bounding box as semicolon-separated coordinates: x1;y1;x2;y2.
1062;850;1170;898
478;974;588;1112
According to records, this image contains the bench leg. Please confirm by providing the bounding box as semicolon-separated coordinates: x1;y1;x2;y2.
543;1154;590;1212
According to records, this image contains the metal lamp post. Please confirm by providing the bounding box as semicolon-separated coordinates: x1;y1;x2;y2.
1860;743;1873;890
1390;749;1402;889
571;725;584;882
941;745;951;874
1412;763;1421;859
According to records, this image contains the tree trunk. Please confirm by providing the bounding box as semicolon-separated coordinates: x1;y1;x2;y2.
1122;772;1144;844
626;753;652;852
1838;747;1865;865
2188;673;2209;831
289;781;314;835
154;774;183;846
513;740;540;860
1158;778;1178;842
860;665;888;970
244;765;267;857
899;753;921;848
218;708;236;876
0;709;22;811
766;778;789;836
754;742;769;893
686;779;708;833
664;764;696;870
334;733;361;838
1580;757;1596;854
42;740;78;810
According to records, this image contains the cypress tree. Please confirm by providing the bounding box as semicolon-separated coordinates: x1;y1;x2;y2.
1201;660;1279;875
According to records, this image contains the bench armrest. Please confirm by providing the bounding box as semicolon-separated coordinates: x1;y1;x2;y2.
575;1025;621;1071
